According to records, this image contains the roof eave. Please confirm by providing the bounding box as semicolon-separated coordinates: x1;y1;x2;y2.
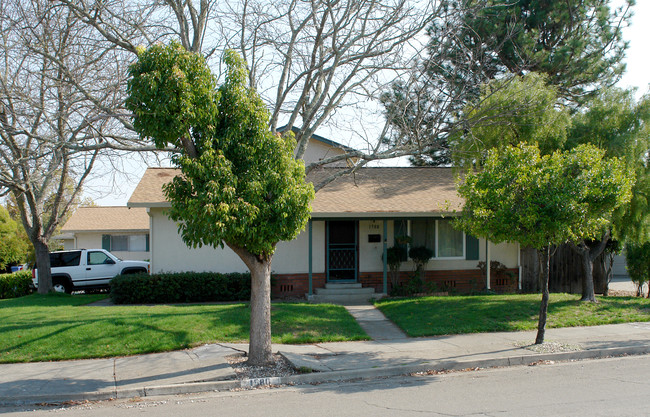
127;202;171;208
61;229;150;234
311;211;461;219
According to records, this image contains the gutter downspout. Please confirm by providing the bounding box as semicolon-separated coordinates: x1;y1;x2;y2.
383;219;388;295
147;208;153;274
308;220;313;297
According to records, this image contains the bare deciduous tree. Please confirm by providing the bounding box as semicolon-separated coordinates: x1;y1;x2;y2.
61;0;465;187
0;0;158;292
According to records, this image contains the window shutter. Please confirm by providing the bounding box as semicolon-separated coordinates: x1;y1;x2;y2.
145;234;150;252
465;235;479;260
102;234;111;251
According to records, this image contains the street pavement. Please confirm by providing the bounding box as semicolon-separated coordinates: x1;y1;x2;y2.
2;301;650;406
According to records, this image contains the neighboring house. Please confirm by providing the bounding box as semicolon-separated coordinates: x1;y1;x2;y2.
127;133;521;298
612;254;629;279
281;126;357;166
53;233;75;251
60;206;150;261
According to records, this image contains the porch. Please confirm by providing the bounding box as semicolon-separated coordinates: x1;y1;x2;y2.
271;217;521;300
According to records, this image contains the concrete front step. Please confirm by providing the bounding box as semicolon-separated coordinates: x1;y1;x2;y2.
324;282;362;289
314;287;376;296
308;293;386;304
308;282;386;304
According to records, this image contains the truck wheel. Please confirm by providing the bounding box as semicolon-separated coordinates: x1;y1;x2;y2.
52;279;72;294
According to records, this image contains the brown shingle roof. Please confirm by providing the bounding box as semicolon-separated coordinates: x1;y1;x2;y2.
128;167;465;217
308;167;463;217
61;207;149;233
128;168;177;207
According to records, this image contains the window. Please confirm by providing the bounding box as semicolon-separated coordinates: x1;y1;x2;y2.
50;251;81;267
436;220;464;258
111;236;129;251
411;219;435;253
88;251;112;265
393;220;409;261
108;234;148;252
404;219;465;259
128;235;147;251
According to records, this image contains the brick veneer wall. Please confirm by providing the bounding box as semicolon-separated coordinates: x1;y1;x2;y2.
272;268;519;299
271;273;326;299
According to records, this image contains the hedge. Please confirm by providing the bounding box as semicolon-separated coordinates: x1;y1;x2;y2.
0;270;33;299
110;271;252;304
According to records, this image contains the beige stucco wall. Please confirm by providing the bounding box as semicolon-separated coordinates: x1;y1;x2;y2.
301;138;348;166
150;208;246;273
148;211;520;275
61;239;75;251
359;220;391;272
149;208;323;274
73;232;150;261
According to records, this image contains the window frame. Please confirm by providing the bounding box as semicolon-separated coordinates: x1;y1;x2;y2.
434;219;466;260
109;234;149;252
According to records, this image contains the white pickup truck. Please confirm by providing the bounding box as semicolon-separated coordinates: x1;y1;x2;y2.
32;249;150;293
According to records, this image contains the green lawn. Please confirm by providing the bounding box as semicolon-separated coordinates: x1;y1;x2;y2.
0;294;368;363
375;293;650;337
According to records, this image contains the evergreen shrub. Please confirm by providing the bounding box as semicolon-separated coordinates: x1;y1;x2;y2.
0;270;32;299
110;271;252;304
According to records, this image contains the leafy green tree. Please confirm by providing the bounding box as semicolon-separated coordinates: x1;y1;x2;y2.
127;43;314;366
457;143;632;343
0;205;29;270
565;89;650;300
385;0;632;166
454;81;646;301
568;89;650;241
452;73;570;168
625;242;650;297
429;0;631;104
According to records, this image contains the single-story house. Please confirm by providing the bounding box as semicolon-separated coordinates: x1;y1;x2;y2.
127;132;522;298
59;206;150;261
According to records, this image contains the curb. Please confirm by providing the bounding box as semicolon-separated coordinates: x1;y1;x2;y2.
3;345;650;407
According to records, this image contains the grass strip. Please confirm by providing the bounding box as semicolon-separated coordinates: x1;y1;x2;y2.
375;293;650;337
0;293;368;363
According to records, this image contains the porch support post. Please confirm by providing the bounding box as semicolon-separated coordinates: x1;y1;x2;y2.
486;239;491;290
383;219;388;294
308;219;313;296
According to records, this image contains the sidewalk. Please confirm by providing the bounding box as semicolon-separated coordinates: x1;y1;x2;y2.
2;319;650;406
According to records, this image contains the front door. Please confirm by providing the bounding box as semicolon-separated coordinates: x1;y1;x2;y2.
327;220;358;282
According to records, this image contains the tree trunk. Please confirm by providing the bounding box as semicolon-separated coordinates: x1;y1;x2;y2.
580;252;596;302
248;258;273;366
602;252;614;296
535;246;550;345
33;238;52;294
226;242;274;366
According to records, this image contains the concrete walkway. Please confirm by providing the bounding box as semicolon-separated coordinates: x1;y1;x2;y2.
3;322;650;406
343;303;407;340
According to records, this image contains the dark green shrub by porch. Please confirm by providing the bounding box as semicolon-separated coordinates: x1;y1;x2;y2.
110;271;252;304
